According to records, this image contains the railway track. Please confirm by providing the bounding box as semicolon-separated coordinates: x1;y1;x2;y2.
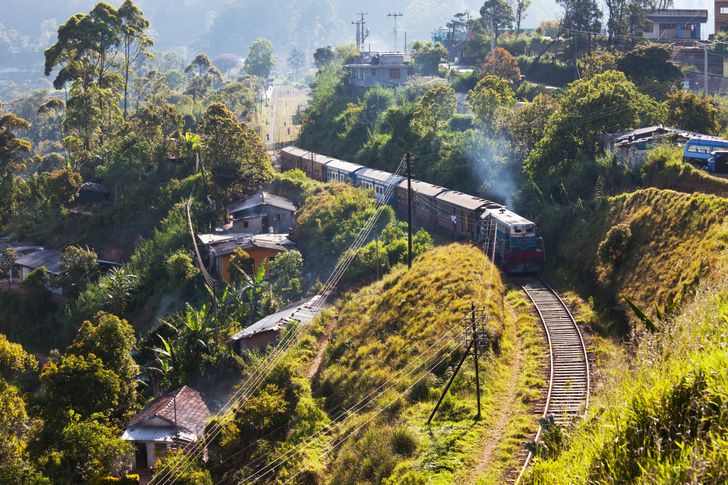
513;278;590;483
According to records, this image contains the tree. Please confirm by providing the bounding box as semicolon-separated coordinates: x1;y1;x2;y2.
483;47;521;81
525;70;660;201
514;0;532;33
0;113;31;177
410;41;448;75
58;246;98;298
67;312;138;421
200;103;274;204
577;49;619;79
101;267;138;314
43;168;82;206
229;248;253;282
117;0;153;118
466;75;515;128
288;48;305;78
506;93;558;161
245;38;275;79
617;43;682;98
269;250;304;303
0;334;38;382
314;46;335;69
39;353;122;433
480;0;514;45
413;84;456;134
558;0;603;59
0;248;18;286
44;412;130;484
665;91;719;135
185;54;222;103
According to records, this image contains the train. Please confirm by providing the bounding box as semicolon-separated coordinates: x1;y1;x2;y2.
278;146;544;273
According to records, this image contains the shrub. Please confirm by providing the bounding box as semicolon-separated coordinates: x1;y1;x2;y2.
165;251;199;283
597;224;632;265
390;426;418;456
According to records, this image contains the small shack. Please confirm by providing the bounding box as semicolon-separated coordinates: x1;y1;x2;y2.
122;386;211;471
14;249;63;294
77;182;110;205
230;295;322;352
198;233;296;283
228;192;297;234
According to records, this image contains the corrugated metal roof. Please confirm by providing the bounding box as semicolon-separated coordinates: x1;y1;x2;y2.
396;179;447;197
199;233;295;257
326;159;364;173
646;9;708;21
15;249;62;274
228;192;297;214
280;146;309;158
356;168;405;185
231;295;323;341
436;191;491;211
484;206;534;225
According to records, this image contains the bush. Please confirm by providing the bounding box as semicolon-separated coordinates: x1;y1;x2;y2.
390;426;417;456
597;224;632;265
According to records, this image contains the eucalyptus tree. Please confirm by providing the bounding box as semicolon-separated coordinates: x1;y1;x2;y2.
185;53;223;103
117;0;153;118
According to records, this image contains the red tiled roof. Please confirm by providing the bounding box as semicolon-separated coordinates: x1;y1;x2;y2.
127;386;211;435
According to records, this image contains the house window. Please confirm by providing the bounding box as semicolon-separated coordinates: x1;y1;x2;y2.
722;7;728;14
389;69;401;79
154;443;168;458
243;221;249;228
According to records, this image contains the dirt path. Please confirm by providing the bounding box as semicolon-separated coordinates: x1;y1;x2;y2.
305;320;335;379
469;304;525;481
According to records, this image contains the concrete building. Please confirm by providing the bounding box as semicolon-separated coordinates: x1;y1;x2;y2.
14;249;63;294
122;386;211;472
345;52;415;90
717;1;728;33
643;10;708;41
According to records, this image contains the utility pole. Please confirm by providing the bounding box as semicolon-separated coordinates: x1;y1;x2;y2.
388;12;403;52
352;12;368;52
406;152;412;269
375;233;380;280
427;306;488;425
352;18;361;52
704;43;709;95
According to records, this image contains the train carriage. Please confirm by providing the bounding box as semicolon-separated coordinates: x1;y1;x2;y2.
434;191;491;241
482;206;544;273
356;168;405;204
395;179;447;227
325;159;365;184
278;146;309;172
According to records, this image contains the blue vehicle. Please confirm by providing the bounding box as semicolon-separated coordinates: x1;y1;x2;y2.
707;150;728;176
682;137;728;169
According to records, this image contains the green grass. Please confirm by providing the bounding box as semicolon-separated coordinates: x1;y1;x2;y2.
549;187;728;331
641;145;728;199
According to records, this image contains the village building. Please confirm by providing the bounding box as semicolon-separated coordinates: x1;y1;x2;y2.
642;9;708;41
230;295;322;352
122;386;211;471
227;192;296;234
716;0;728;34
77;182;111;205
432;25;468;63
345;52;415;90
14;248;63;294
198;233;295;283
602;125;711;166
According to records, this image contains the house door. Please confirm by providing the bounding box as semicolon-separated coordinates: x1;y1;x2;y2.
135;442;148;469
262;215;270;232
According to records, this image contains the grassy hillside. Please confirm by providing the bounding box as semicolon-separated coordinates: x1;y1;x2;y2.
207;243;546;483
640;146;728;199
546;187;728;330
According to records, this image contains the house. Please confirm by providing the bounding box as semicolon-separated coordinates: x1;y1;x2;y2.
345;52;415;90
602;125;710;167
716;0;728;34
14;249;63;294
432;26;469;63
122;386;211;471
228;192;297;234
642;10;708;41
198;233;296;283
77;182;110;205
230;295;322;352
